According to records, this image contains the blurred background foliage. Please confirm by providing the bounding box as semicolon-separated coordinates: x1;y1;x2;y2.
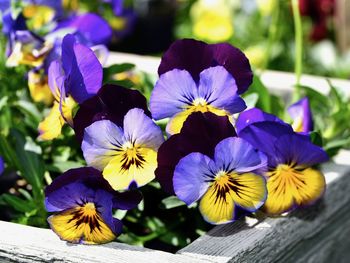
0;0;350;253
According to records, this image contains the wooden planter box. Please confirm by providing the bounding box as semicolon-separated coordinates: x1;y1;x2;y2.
1;53;349;263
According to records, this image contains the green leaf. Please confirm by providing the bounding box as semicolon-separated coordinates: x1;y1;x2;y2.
246;75;272;112
11;129;45;200
160;196;186;209
0;193;36;213
46;161;83;173
103;63;135;83
310;131;323;147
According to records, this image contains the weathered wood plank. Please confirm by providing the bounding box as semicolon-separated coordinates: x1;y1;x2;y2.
0;220;209;263
177;150;350;263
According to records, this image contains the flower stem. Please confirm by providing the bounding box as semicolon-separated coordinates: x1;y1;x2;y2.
291;0;303;100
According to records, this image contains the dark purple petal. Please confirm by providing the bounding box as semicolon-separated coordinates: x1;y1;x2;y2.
61;34;76;75
236;108;286;134
238;121;294;160
155;112;236;194
273;133;329;166
158;39;253;94
113;190;143;210
73;84;150;144
44;167;115;212
211;43;253;94
158;39;213;83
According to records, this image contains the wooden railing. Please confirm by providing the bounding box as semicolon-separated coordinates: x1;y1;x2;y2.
0;53;349;263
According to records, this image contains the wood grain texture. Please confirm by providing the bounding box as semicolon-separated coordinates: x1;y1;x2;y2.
178;151;350;263
0;221;208;263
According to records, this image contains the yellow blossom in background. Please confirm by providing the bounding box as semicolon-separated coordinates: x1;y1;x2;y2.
244;45;266;69
190;0;236;43
23;5;55;31
63;0;79;11
28;70;54;106
256;0;277;16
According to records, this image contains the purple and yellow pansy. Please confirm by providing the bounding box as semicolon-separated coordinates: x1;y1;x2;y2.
150;39;252;135
82;108;164;191
174;137;267;224
39;34;103;140
237;108;328;215
45;167;142;244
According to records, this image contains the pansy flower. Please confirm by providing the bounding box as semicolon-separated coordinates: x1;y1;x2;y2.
45;167;142;244
174;137;267;224
39;34;103;140
151;66;246;135
287;97;313;133
237;108;329;215
151;39;252;135
156;112;236;194
82;108;164;191
73;84;150;144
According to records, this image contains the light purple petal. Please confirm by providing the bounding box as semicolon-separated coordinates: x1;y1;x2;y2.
214;137;267;173
48;60;64;97
173;152;212;205
82;120;125;170
150;69;197;120
123;108;164;149
198;66;246;114
288;97;313;133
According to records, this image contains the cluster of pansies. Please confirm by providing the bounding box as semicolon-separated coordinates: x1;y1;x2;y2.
42;37;329;244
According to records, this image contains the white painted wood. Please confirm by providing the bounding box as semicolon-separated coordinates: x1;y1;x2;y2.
0;220;208;263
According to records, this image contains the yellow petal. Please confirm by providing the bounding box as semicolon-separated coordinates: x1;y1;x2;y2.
263;165;325;215
28;71;54;105
199;183;235;224
38;102;65;140
230;172;267;211
23;5;55;30
48;204;116;244
103;146;157;191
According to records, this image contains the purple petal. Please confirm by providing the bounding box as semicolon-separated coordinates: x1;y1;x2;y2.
155;112;236;194
158;39;213;83
150;69;197;120
44;167;114;212
236;108;286;134
82;120;125;170
123;108;164;149
211;43;253;94
48;60;65;98
238;121;294;158
214;137;267;173
173;152;212;205
73;84;150;144
57;13;112;45
0;157;4;175
113;190;143;210
67;43;103;103
274;133;329;166
198;66;246;114
288;97;313;133
61;34;75;75
158;39;253;94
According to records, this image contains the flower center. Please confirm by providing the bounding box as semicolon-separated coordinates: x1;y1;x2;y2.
121;142;146;170
191;98;210;112
82;202;97;217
